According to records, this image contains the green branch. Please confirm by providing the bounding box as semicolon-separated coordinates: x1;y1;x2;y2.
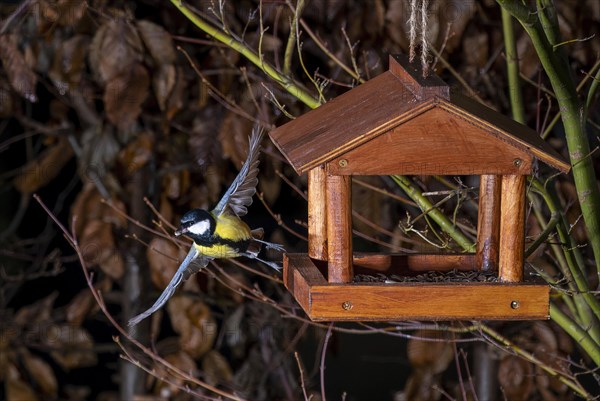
391;175;476;252
550;303;600;366
477;322;593;398
497;0;600;277
169;0;320;110
531;179;600;344
501;8;526;123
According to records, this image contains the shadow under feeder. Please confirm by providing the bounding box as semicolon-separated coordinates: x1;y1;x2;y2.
269;54;570;321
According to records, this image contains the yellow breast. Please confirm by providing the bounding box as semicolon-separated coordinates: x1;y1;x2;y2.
194;214;252;259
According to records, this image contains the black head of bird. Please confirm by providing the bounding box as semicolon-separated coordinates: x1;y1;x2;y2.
174;208;216;242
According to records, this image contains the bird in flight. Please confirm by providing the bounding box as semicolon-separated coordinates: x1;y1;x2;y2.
128;127;283;327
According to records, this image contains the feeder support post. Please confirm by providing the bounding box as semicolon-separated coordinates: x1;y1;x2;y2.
498;175;526;282
326;174;353;283
477;175;501;271
308;166;328;260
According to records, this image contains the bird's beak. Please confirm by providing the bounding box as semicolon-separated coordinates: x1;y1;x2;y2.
174;227;187;236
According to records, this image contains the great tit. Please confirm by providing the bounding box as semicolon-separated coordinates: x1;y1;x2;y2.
128;127;283;327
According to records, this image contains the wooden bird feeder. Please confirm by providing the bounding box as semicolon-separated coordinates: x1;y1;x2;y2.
269;55;570;321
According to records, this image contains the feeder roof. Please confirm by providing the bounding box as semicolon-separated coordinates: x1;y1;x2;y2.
269;54;570;175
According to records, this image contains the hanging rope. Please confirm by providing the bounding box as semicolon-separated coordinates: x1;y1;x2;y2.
408;0;430;77
408;0;418;62
420;0;429;77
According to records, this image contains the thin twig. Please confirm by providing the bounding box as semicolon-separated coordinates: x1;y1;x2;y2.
320;323;333;401
256;192;308;241
299;18;363;83
294;352;311;401
0;0;33;34
453;340;468;401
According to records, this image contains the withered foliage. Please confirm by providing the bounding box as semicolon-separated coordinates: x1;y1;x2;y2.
0;0;599;400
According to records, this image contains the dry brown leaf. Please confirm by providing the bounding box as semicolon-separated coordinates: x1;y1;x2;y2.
79;126;121;183
258;157;281;206
364;0;385;37
0;80;13;117
532;321;558;351
6;363;39;401
165;65;186;120
136;20;176;65
219;112;254;168
21;350;58;397
104;63;149;128
49;35;89;94
162;169;190;200
80;219;114;265
216;271;249;304
66;289;96;326
13;292;58;327
247;32;282;52
154;352;198;396
403;370;441;401
37;0;87;28
159;194;174;223
100;246;124;280
14;138;74;193
202;350;233;385
152;63;177;112
498;355;534;401
189;112;223;170
222;305;246;354
407;330;453;374
147;237;186;289
535;347;571;401
517;33;541;78
89;18;143;84
48;325;97;370
554;322;574;355
532;324;572;401
0;34;38;102
117;132;154;176
168;296;217;358
462;29;488;68
70;184;127;238
435;1;477;53
80;219;124;279
0;330;12;379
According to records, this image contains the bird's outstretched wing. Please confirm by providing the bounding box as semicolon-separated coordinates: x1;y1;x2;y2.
212;127;263;217
128;247;211;327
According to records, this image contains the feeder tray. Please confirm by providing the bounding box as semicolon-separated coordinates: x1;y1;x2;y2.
269;54;569;321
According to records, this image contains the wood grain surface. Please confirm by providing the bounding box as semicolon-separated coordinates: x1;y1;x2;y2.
326;174;353;283
328;108;533;175
477;175;501;271
285;254;549;321
499;175;526;282
308;166;328;260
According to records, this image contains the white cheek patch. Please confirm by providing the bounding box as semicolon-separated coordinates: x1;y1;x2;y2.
188;220;210;235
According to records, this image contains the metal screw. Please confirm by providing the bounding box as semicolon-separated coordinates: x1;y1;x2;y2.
511;300;520;309
338;159;348;167
342;301;353;310
513;158;522;167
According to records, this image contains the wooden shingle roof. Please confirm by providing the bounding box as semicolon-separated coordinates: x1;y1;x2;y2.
269;55;570;175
